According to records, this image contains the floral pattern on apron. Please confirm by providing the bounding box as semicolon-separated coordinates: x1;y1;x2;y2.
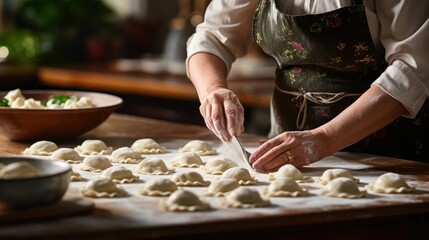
252;0;429;162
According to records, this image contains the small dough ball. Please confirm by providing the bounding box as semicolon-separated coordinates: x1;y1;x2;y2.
74;139;113;155
81;155;112;172
179;140;217;156
202;157;238;175
320;177;366;199
139;178;178;196
131;138;166;154
159;189;210;212
221;167;257;185
171;152;204;168
22;140;58;156
365;172;415;194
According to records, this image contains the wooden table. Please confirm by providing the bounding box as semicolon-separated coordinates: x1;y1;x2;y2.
1;114;429;240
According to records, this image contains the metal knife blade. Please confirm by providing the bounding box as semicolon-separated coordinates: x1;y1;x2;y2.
225;136;253;170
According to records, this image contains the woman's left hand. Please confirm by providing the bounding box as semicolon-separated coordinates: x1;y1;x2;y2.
248;130;330;172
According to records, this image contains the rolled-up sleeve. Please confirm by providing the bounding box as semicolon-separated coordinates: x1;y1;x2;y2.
371;0;429;118
186;0;258;75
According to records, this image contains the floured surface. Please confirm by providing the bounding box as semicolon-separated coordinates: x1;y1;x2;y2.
2;138;429;238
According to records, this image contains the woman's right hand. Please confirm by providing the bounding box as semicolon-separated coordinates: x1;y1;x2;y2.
199;88;245;142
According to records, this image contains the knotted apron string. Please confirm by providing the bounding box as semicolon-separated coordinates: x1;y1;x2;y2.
275;85;362;130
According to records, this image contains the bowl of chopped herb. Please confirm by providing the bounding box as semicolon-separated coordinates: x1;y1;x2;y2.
0;89;122;141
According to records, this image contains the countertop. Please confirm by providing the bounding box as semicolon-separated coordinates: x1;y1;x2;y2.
1;114;429;240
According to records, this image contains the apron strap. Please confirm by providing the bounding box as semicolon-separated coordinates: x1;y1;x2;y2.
275;85;361;129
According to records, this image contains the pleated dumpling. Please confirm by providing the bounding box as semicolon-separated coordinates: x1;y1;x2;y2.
50;148;83;164
179;140;217;156
205;179;240;197
159;189;210;212
313;168;359;185
365;172;415;194
262;177;308;197
74;139;113;155
202;157;238;175
22;140;58;156
80;177;127;198
131;138;166;154
80;155;112;172
221;187;270;208
101;166;139;184
268;164;312;182
139;178;178;196
320;177;366;199
110;147;143;164
170;152;204;168
220;167;257;185
135;158;171;175
171;171;209;187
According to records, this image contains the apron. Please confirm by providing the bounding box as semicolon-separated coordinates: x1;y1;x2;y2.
253;0;429;162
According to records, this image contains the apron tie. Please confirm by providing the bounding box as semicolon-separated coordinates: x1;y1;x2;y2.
275;85;361;129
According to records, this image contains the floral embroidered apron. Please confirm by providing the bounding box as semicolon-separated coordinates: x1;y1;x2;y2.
253;0;429;162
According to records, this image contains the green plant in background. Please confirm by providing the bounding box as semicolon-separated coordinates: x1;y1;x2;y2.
0;0;119;65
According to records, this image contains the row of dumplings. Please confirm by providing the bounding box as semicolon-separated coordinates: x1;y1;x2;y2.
23;139;217;158
19;139;417;212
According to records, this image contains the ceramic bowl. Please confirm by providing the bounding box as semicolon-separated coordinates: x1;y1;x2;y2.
0;90;122;141
0;156;71;209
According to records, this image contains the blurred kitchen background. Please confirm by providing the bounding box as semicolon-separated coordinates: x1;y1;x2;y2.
0;0;275;136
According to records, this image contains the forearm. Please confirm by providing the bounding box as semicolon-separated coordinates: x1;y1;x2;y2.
314;85;408;156
188;53;229;102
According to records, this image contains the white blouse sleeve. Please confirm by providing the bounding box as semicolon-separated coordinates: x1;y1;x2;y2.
369;0;429;118
186;0;258;75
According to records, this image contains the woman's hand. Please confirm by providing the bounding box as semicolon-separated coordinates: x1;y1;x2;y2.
199;88;245;141
249;130;330;172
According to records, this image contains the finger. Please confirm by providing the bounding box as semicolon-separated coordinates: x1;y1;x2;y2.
236;103;245;136
211;101;229;141
224;96;239;137
199;103;215;134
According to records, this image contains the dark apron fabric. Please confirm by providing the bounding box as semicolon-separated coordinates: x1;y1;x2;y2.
252;0;429;162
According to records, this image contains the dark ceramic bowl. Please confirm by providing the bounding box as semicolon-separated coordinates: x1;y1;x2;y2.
0;156;71;209
0;90;122;141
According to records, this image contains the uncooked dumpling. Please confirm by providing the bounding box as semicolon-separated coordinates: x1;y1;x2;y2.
202;157;238;175
110;147;143;164
262;177;308;197
221;187;270;208
131;138;166;154
74;139;113;155
171;152;204;168
159;189;210;212
22;140;58;156
179;140;217;156
80;177;126;198
205;179;240;197
80;155;112;172
70;169;83;182
268;164;312;183
50;148;83;164
171;171;209;186
314;168;359;185
320;177;366;199
135;158;171;175
0;161;40;179
220;167;258;185
365;172;415;194
139;178;178;196
101;166;139;184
